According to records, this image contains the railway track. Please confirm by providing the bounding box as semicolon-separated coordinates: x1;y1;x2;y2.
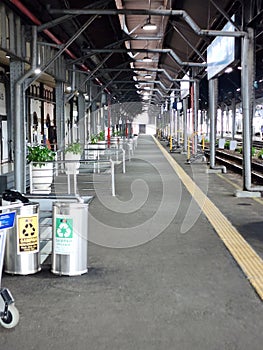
205;149;263;185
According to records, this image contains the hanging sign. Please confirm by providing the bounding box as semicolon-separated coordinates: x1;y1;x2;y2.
17;214;39;254
54;216;74;255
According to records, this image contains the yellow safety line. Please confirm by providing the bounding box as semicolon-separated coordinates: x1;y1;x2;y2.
153;137;263;300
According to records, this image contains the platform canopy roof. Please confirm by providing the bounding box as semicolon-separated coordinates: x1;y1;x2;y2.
4;0;263;107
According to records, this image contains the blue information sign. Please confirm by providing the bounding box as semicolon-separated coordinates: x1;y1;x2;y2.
0;212;16;230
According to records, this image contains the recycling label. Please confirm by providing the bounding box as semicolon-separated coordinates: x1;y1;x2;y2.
17;214;39;254
54;216;74;255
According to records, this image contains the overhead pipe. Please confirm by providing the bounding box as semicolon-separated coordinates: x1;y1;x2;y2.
49;7;247;37
26;15;99;90
9;0;110;93
37;0;111;31
100;67;195;83
170;21;205;61
112;80;180;92
137;80;181;92
65;53;113;103
82;48;205;67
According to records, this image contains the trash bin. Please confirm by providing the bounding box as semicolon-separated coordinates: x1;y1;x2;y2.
4;202;40;275
51;200;89;276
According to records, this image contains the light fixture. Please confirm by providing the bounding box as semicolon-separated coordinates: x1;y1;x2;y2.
225;67;233;74
142;95;150;100
34;67;41;74
142;16;157;31
142;56;152;63
144;74;152;79
5;54;11;59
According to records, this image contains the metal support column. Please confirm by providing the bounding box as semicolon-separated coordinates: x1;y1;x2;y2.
208;78;226;173
193;78;199;153
10;59;25;192
55;81;65;150
231;97;236;139
183;98;188;153
209;78;217;168
221;103;225;138
239;27;263;194
78;93;85;145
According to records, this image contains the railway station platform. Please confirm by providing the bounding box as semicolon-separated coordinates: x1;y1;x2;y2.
1;135;263;349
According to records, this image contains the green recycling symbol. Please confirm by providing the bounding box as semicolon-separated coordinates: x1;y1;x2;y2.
56;218;73;239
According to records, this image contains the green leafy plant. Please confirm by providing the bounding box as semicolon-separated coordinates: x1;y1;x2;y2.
237;147;242;154
257;149;263;159
65;142;82;155
90;134;98;144
251;147;256;157
224;140;230;149
113;131;121;137
97;131;105;141
27;145;56;167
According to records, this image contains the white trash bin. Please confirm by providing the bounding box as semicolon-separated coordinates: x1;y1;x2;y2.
51;200;89;276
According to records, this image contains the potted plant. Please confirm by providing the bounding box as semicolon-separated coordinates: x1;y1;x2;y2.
90;134;98;144
64;142;82;174
87;134;98;150
27;145;56;193
97;130;106;149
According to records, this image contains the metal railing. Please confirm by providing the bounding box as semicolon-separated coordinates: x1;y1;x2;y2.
28;158;116;197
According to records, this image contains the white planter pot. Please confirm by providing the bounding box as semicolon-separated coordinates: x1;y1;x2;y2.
65;152;81;174
97;141;107;150
87;143;99;150
32;163;53;193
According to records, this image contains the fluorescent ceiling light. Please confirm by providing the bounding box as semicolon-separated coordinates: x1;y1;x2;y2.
142;17;157;31
142;56;152;63
144;74;152;79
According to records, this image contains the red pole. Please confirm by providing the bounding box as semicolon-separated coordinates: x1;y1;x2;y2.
190;85;195;154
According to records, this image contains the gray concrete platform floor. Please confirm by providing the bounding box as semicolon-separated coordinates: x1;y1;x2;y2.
1;135;262;350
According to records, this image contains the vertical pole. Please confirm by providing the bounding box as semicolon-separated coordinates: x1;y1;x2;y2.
13;26;37;192
193;78;199;153
183;98;188;152
107;96;111;148
209;78;218;168
56;81;65;150
122;149;126;174
111;160;115;196
190;85;195;154
241;28;254;191
221;103;224;138
231;97;236;140
29;163;33;194
169;106;173;151
177;109;181;147
78;93;85;145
